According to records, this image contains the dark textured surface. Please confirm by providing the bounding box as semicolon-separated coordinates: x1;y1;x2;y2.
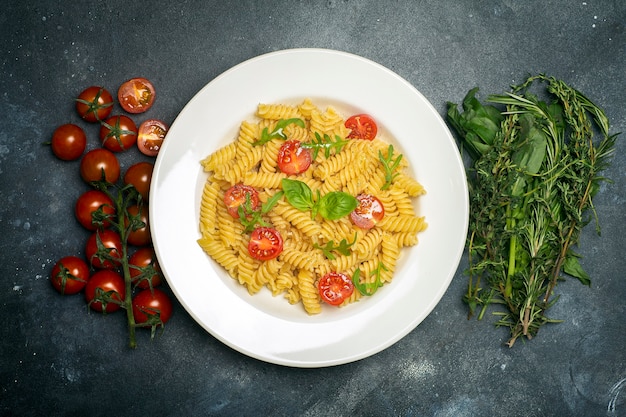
1;1;625;416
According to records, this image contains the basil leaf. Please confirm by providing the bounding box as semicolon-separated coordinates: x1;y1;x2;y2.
281;179;314;211
318;191;358;220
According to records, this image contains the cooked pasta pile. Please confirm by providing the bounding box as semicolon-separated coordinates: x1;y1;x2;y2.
197;99;427;314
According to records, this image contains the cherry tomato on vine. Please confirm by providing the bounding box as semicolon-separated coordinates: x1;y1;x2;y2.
80;148;121;184
248;227;283;261
123;162;153;201
345;114;378;140
50;123;87;161
85;229;123;269
118;77;156;114
132;288;173;327
50;256;90;295
350;194;385;230
100;115;138;152
276;140;312;175
129;247;162;289
75;190;115;231
75;86;114;123
223;184;260;219
126;204;151;247
318;272;354;306
137;119;168;157
85;270;125;313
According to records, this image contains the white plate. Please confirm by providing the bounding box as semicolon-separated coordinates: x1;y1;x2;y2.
150;48;468;367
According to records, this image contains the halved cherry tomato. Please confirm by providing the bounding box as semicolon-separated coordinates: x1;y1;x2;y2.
223;184;260;219
80;148;120;184
345;114;378;140
118;77;156;114
350;194;385;230
126;204;151;247
248;227;283;261
75;86;114;123
318;272;354;306
85;229;123;269
137;119;168;157
123;162;153;201
100;115;138;152
50;124;87;161
129;247;162;289
50;256;90;295
85;270;125;313
75;190;115;231
276;140;312;175
132;288;173;327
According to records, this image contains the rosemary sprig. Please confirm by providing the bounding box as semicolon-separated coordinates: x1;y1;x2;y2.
447;74;617;347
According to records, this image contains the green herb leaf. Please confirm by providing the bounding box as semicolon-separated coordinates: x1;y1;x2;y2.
313;234;357;260
301;132;350;159
318;191;358;220
352;263;386;296
378;145;403;190
281;178;315;211
255;118;305;146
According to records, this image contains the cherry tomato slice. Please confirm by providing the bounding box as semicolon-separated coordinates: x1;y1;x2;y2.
75;86;114;123
118;77;156;114
80;148;121;184
100;115;138;152
248;227;283;261
223;184;260;219
50;256;90;295
350;194;385;230
132;288;173;327
318;272;354;306
75;190;115;231
345;114;378;140
137;119;168;157
277;140;312;175
85;270;125;313
50;123;87;161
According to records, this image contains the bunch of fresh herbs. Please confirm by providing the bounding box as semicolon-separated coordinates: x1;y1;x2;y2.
447;74;617;346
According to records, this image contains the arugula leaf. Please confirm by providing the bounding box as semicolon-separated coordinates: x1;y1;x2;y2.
314;233;357;260
254;118;305;146
352;263;386;296
301;132;349;159
378;144;403;190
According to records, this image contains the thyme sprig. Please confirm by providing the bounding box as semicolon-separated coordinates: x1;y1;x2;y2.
447;74;617;347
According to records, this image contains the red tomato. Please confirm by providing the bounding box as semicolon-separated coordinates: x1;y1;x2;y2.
50;256;90;295
129;247;162;289
248;227;283;261
75;190;115;231
85;229;123;269
345;114;378;140
126;204;151;247
100;115;138;152
80;148;121;184
137;119;168;157
85;270;125;313
132;288;173;327
318;272;354;306
277;140;312;175
123;162;153;201
118;77;156;114
75;86;114;123
50;124;87;161
223;184;260;219
350;194;385;230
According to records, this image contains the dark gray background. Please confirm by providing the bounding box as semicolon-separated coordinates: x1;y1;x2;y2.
1;1;625;416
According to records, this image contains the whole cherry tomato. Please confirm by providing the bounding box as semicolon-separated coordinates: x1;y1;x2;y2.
75;190;115;231
75;86;114;123
132;288;173;327
80;148;121;184
50;256;90;295
100;115;138;152
50;124;87;161
85;270;125;313
123;162;153;201
126;204;151;247
129;247;162;289
85;229;123;269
